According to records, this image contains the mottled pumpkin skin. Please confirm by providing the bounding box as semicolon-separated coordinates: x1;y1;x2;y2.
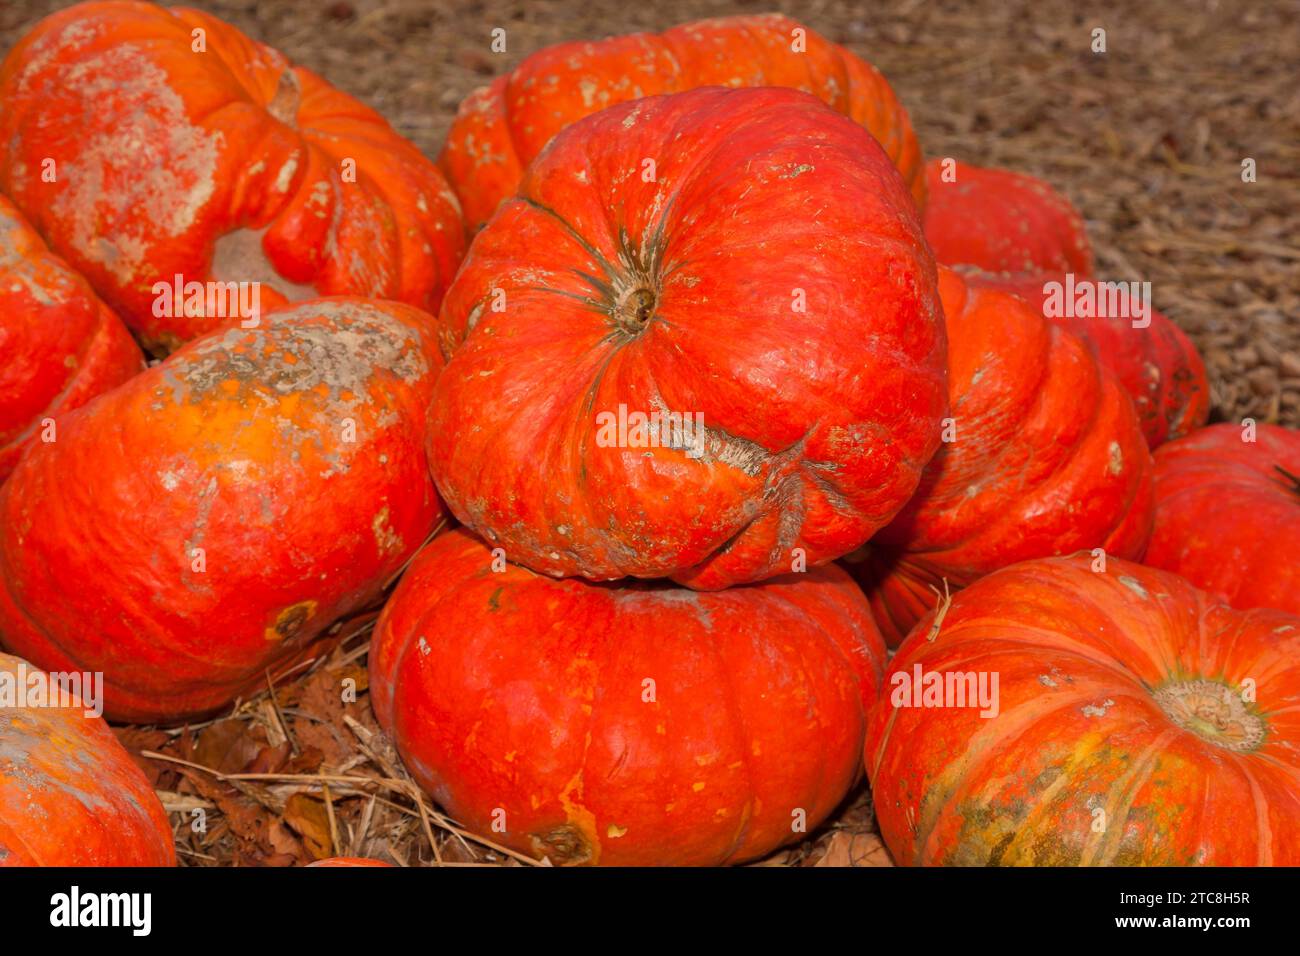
0;299;442;723
0;195;143;482
0;652;175;866
921;158;1093;275
1146;423;1300;616
967;270;1210;448
370;529;886;866
440;13;925;231
430;87;946;590
868;555;1300;866
0;1;464;351
842;268;1154;645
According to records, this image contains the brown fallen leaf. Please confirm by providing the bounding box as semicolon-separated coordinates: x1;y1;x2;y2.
814;830;896;867
283;792;334;860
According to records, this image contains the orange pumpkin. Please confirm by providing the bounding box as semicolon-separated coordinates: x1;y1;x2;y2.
440;13;925;231
429;86;946;590
0;652;175;866
921;158;1093;274
868;554;1300;865
842;268;1154;645
0;1;464;351
0;298;443;722
370;529;887;866
0;195;143;482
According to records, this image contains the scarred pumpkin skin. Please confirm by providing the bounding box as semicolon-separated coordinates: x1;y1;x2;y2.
1145;423;1300;616
868;554;1300;866
370;529;887;867
430;87;947;590
842;268;1154;645
439;13;925;231
0;298;443;723
921;158;1093;275
967;270;1210;447
0;1;464;351
0;652;175;866
0;195;143;482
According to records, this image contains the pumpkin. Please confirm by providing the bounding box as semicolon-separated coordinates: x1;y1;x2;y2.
369;528;886;867
920;158;1093;275
841;267;1154;645
0;298;443;722
0;652;175;866
867;554;1300;865
967;270;1210;447
429;86;947;590
0;1;464;352
0;194;143;482
439;13;925;232
1145;423;1300;616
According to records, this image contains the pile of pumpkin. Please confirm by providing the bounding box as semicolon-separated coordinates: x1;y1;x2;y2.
1;3;1297;868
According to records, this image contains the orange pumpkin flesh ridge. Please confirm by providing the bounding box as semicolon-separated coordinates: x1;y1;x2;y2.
0;298;443;723
868;554;1300;866
1145;423;1300;616
0;652;175;866
370;528;887;866
0;194;143;482
430;86;947;590
439;13;925;231
0;1;465;351
842;267;1155;646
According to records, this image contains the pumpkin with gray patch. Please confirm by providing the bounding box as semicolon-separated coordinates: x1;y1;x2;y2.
0;1;464;352
0;298;442;722
0;652;174;866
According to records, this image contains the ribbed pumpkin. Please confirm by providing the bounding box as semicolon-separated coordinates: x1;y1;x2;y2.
921;158;1093;275
1145;423;1300;616
0;298;442;722
868;554;1300;866
370;529;886;866
430;86;946;590
968;270;1210;447
0;1;464;351
842;268;1154;645
0;652;175;866
0;194;143;482
439;13;925;231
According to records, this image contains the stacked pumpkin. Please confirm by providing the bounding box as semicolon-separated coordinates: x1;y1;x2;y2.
0;3;1295;868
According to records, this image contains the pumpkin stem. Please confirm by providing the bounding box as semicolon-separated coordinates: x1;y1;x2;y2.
1153;679;1265;751
611;285;658;334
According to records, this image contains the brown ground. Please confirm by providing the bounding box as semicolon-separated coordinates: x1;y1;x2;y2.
1;0;1297;865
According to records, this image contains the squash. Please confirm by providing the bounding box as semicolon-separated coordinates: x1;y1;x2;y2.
370;529;886;866
1145;423;1300;616
429;86;947;590
968;270;1210;447
842;268;1154;645
921;158;1093;274
0;194;143;482
440;13;925;231
0;652;175;866
0;298;443;722
306;857;393;867
867;554;1300;865
0;1;464;352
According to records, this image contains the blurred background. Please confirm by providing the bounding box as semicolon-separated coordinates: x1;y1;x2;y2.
4;0;1297;427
